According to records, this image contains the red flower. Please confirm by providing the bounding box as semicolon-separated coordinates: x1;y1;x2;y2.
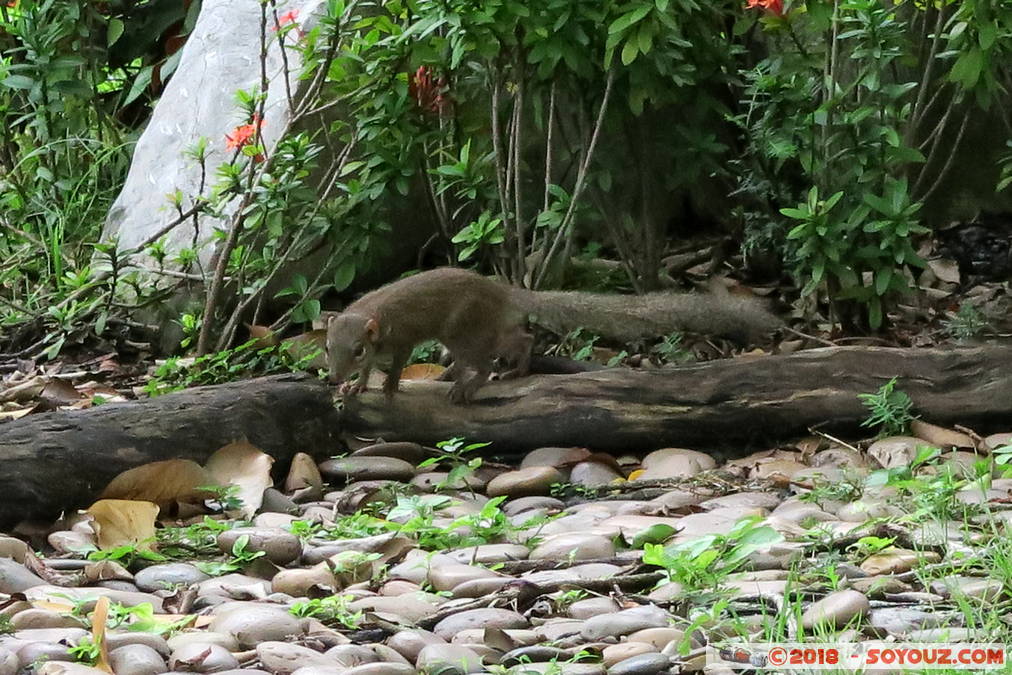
225;115;264;161
273;8;299;31
408;66;451;115
746;0;785;17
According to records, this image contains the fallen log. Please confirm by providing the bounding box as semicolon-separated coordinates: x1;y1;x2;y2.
341;345;1012;452
0;373;339;528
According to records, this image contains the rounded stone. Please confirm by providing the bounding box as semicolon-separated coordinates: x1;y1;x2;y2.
386;629;445;662
580;605;670;641
257;641;340;674
216;528;303;566
428;562;504;592
107;644;167;675
167;631;240;653
446;544;530;565
800;590;870;631
0;558;45;594
208;603;304;648
134;563;210;592
432;608;528;640
570;461;623;487
602;643;656;667
319;457;416;483
169;642;239;672
530;533;615;561
502;497;565;516
345;665;417;675
607;653;671;675
0;647;15;675
416;644;484;675
486;467;565;498
351;442;430;463
10;608;84;630
568;598;622;620
272;564;337;597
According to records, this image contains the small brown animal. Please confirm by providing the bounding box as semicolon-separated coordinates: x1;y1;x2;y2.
326;267;781;403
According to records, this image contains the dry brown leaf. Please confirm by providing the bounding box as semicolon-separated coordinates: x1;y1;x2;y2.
282;330;327;370
87;499;160;551
39;378;84;409
0;404;37;421
205;439;275;517
246;324;278;349
911;420;974;449
91;595;113;673
400;363;445;380
927;258;960;285
100;459;214;511
0;375;46;403
83;560;133;583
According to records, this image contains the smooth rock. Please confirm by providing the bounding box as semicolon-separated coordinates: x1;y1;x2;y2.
800;590;870;630
272;563;338;597
415;644;484;675
0;559;45;593
502;497;565;516
570;462;623;487
169;642;240;672
529;534;615;561
258;641;338;674
326;644;381;667
386;629;445;662
208;603;304;648
105;632;170;657
351;442;429;463
432;608;527;640
348;595;440;624
446;544;530;564
167;631;240;653
0;537;28;563
344;664;417;675
699;492;781;511
487;467;565;498
216;528;303;566
0;647;14;675
108;644;168;675
451;577;513;598
9;608;84;630
320;457;416;483
428;563;505;592
521;447;590;471
602;643;656;667
930;576;1004;601
135;563;210;592
860;549;940;575
569;597;622;620
607;653;671;675
580;605;670;640
626;627;684;649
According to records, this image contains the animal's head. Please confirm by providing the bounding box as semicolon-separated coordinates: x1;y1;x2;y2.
325;313;380;383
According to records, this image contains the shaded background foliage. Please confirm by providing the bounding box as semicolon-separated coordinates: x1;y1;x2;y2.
1;0;1011;358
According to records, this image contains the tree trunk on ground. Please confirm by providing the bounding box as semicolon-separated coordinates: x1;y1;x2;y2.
341;345;1012;452
0;374;339;528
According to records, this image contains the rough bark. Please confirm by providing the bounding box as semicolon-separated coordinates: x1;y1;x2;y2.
341;345;1012;452
0;373;339;527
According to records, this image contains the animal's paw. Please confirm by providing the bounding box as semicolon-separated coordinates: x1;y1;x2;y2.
340;381;364;396
447;385;472;405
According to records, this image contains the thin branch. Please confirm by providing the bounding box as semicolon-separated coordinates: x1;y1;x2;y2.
534;68;614;289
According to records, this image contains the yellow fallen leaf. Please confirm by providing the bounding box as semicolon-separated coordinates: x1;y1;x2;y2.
91;595;112;673
627;469;645;481
87;500;159;552
100;459;214;511
205;439;274;518
400;363;445;381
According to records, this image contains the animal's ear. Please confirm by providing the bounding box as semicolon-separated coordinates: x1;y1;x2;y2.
365;318;380;342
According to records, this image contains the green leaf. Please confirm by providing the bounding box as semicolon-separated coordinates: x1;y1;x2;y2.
107;18;125;47
949;48;984;89
333;261;356;291
621;39;639;66
2;75;36;90
631;524;676;548
608;4;652;35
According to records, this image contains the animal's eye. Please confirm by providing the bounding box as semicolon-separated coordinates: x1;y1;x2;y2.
354;343;365;358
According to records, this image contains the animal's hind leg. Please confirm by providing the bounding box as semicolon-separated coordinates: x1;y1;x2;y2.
497;328;533;380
